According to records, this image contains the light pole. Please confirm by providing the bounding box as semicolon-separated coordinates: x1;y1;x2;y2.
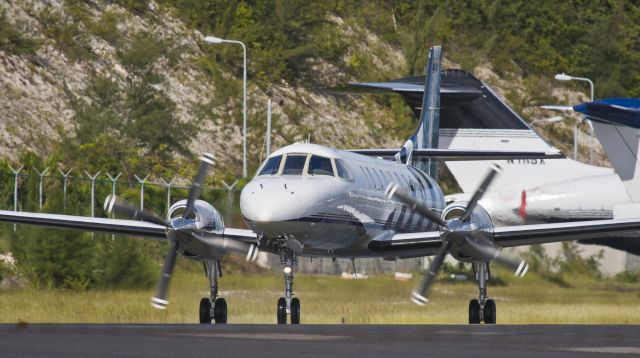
555;73;595;164
555;73;594;102
204;35;248;178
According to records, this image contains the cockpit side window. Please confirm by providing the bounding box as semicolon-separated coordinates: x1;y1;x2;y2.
335;159;353;180
282;154;308;175
308;155;334;176
258;155;283;176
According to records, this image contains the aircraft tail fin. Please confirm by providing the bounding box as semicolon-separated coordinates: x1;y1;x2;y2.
575;99;640;201
395;45;442;179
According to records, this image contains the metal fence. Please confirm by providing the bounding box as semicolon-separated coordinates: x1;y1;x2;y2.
0;167;241;224
0;166;425;275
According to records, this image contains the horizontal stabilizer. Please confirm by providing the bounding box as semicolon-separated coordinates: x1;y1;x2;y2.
574;98;640;129
540;105;574;111
348;148;564;161
346;81;482;95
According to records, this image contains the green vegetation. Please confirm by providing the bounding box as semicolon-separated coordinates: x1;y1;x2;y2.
1;269;640;324
0;10;41;55
157;0;640;98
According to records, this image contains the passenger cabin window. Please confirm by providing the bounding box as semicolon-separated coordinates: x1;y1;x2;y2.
258;155;282;176
336;159;352;180
372;169;383;190
308;155;334;176
282;154;307;175
364;167;375;188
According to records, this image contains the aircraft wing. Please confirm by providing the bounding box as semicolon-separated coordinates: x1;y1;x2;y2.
368;231;443;258
493;219;640;247
369;218;640;256
0;210;167;239
349;148;564;161
0;210;259;242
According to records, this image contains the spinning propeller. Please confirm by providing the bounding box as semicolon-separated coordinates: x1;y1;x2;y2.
385;164;528;306
104;153;216;310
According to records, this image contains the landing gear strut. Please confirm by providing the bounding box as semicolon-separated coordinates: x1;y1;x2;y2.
277;249;300;324
200;260;227;324
470;262;496;324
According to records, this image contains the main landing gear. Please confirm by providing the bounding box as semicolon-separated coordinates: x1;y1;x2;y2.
199;260;227;324
469;262;496;324
277;249;300;324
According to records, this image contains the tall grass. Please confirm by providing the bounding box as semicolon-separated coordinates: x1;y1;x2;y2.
1;269;640;324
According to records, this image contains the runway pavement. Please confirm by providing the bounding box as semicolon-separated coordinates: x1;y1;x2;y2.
1;324;640;357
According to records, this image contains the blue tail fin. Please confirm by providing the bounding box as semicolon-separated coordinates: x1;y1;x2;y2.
395;45;442;178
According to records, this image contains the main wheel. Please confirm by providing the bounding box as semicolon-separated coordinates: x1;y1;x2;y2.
213;298;227;324
290;297;300;324
483;299;496;324
468;299;481;324
199;298;212;324
277;297;287;324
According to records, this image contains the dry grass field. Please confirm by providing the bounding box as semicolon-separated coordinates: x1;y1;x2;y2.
1;269;640;324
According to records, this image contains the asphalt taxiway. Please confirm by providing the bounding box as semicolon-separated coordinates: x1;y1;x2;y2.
1;324;639;357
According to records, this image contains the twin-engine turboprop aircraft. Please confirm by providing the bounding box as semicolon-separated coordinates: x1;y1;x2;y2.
2;46;640;325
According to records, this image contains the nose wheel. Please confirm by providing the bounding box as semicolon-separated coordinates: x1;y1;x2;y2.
277;249;300;324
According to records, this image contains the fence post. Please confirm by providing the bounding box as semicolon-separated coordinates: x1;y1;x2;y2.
8;165;23;232
106;172;121;240
58;168;73;212
35;167;49;210
134;174;150;211
160;177;175;214
222;180;239;192
84;171;101;217
105;172;122;200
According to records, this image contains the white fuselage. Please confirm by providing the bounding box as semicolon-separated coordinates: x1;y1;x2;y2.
240;143;445;258
441;128;632;225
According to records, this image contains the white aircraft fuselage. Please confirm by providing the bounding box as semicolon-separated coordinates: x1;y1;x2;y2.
240;142;446;258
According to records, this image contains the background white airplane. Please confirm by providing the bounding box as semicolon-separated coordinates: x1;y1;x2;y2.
349;71;640;262
1;46;639;326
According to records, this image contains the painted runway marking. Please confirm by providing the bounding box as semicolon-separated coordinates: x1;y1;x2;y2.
176;333;350;341
564;347;640;355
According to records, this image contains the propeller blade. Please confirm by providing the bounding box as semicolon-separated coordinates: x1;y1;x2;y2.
150;237;179;310
411;240;451;305
464;236;528;277
183;153;216;219
460;164;501;222
386;183;448;228
104;195;167;227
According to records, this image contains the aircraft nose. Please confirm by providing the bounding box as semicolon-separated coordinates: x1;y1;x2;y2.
240;180;302;222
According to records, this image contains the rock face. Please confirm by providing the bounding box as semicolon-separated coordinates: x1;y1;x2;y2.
0;1;404;172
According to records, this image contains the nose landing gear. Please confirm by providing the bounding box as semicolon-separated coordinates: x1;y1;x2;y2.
199;260;227;324
277;249;300;324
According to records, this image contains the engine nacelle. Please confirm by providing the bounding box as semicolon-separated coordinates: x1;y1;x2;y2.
167;199;224;233
442;201;495;262
166;199;259;262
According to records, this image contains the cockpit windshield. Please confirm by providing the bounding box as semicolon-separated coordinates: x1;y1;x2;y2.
282;154;307;175
259;152;348;178
308;155;334;176
258;155;282;176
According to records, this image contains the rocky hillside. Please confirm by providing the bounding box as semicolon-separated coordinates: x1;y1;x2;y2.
0;0;407;178
0;0;613;181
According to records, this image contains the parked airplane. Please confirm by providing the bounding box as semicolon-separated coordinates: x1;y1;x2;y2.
1;46;639;325
349;71;640;255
